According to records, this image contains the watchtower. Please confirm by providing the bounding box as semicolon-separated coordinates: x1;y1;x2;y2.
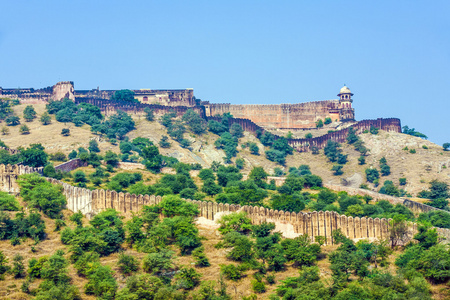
338;85;353;109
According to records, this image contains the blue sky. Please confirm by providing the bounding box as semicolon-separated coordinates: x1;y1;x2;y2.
0;1;449;145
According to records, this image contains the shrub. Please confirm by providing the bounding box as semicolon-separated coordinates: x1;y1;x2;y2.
89;140;100;153
18;174;66;218
218;212;253;235
192;246;210;267
315;119;323;128
305;133;313;139
142;248;174;275
144;107;154;121
6;115;20;126
159;135;171;148
40;112;51;125
117;252;139;275
365;168;380;183
11;254;26;278
220;264;247;281
410;148;416;154
175;266;202;290
85;265;118;299
61;128;70;136
0;191;20;211
19;124;30;134
252;279;266;293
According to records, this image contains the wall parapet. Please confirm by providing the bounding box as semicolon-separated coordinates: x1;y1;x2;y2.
207;116;401;152
54;158;87;173
1;164;448;244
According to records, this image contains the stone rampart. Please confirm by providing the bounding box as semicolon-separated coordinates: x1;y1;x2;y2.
205;100;346;129
0;81;74;102
208;116;401;152
0;164;43;194
75;97;206;118
2;164;448;244
54;158;87;173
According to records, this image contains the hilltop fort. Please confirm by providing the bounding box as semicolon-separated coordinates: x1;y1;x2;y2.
0;81;355;130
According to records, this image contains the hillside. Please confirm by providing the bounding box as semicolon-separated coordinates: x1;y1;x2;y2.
2;103;449;198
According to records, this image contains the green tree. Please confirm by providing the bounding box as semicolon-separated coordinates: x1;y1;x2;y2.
159;135;171;148
249;142;259;155
20;143;48;167
315;119;323;128
23;105;37;121
18;173;67;218
111;89;136;102
332;164;343;176
104;150;119;167
61;128;70;136
0;191;20;211
89;139;100;153
142;145;162;173
6;115;20;126
443;143;450;151
230;123;244;138
144;107;154;121
324;140;341;162
19;124;30;134
248;166;268;187
40;112;52;125
182;109;207;135
365;168;380;183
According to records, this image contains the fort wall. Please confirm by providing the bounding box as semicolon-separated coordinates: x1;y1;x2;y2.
0;81;74;102
205;100;348;129
0;164;448;245
75;97;206;118
208;116;401;152
54;158;87;173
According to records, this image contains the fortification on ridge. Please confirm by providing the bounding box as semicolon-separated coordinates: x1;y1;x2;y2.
1;81;356;130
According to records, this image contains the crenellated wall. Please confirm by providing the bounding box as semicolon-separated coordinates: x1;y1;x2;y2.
75;97;206;118
0;81;74;102
208;116;401;152
0;164;43;194
2;164;448;244
204;100;349;129
54;158;87;173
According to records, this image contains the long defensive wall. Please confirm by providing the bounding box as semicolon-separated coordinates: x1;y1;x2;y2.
1;163;448;245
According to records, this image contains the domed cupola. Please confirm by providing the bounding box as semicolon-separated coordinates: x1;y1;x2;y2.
338;85;353;101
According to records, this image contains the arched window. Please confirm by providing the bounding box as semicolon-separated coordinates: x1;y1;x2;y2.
143;96;148;102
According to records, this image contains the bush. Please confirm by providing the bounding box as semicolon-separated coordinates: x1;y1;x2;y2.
252;279;266;293
159;135;171;148
142;248;175;275
61;128;70;136
117;252;139;275
365;168;380;183
220;264;247;281
218;212;253;235
40;112;51;125
19;124;30;134
18;173;66;218
0;191;20;211
175;266;202;290
85;265;118;300
6;115;20;126
192;246;210;267
89;140;100;153
11;254;25;278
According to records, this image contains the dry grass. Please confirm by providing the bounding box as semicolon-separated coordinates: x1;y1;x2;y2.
1;201;449;299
